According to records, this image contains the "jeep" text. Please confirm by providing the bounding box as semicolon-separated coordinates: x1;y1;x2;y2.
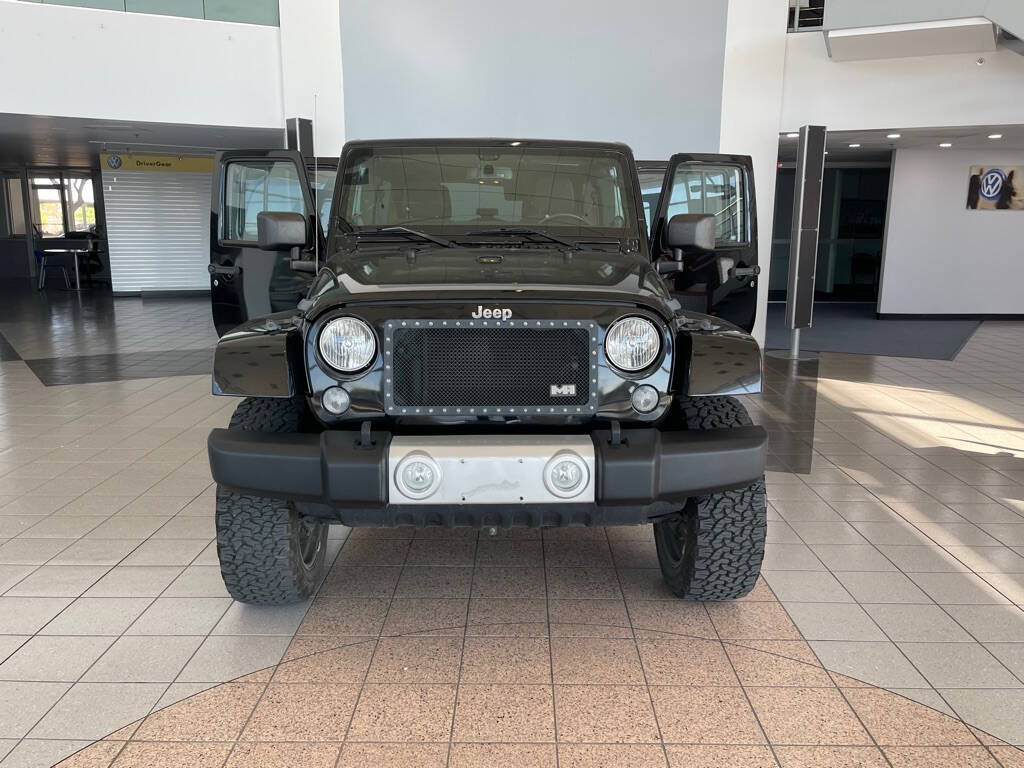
471;306;512;320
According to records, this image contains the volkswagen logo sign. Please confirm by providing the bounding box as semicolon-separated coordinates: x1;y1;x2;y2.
106;154;123;170
980;169;1005;201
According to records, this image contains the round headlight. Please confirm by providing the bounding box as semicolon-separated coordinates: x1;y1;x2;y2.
318;317;376;373
604;316;661;372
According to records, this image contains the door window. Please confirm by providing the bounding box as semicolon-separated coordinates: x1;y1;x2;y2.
223;160;304;242
666;165;745;244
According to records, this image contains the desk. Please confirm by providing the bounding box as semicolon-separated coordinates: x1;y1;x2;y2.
38;247;87;291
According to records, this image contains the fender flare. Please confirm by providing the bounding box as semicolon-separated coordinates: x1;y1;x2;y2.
676;325;763;397
211;313;303;398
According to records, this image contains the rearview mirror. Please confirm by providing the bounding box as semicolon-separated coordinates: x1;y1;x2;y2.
665;213;715;258
257;211;308;252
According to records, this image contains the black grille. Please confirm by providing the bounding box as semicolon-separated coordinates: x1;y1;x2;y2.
389;324;593;411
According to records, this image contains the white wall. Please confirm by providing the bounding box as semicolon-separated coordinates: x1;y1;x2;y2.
719;0;790;345
0;0;284;129
279;0;346;155
337;0;728;159
781;32;1024;131
879;148;1024;314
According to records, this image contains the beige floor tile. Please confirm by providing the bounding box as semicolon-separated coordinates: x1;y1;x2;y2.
451;743;556;768
453;683;555;742
134;682;264;741
551;637;644;684
337;743;448;768
666;744;778;768
773;745;888;767
273;636;375;683
298;597;389;636
627;600;716;639
707;601;803;640
842;688;977;746
746;687;872;746
319;565;401;597
346;683;456;742
241;683;359;741
466;597;548;636
460;636;551;684
381;598;468;636
471;566;546;598
225;742;341;768
395;566;473;598
726;644;832;687
549;598;631;637
882;746;1002;767
651;686;765;745
110;741;232;768
555;684;660;743
638;637;739;686
562;743;668;767
367;636;462;684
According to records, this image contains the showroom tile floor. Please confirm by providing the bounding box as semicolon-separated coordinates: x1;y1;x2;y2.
0;293;1022;766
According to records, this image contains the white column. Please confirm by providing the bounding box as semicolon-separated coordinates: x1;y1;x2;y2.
278;0;346;156
719;0;790;347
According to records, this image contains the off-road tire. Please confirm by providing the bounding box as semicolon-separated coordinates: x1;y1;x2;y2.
216;397;327;604
653;396;766;601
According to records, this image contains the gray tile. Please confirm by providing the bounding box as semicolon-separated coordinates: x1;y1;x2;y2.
0;637;28;664
211;600;310;636
0;636;113;682
986;643;1024;680
0;597;73;634
809;640;929;688
783;602;887;641
47;538;140;566
0;516;40;538
0;564;35;593
789;521;867;545
888;688;955;716
945;545;1024;573
942;605;1024;642
899;643;1022;688
809;544;896;572
119;538;206;566
983;572;1024;605
863;603;973;642
149;515;214;539
0;739;88;768
153;681;216;710
4;565;110;597
83;635;203;683
978;523;1024;546
762;570;853;602
909;572;1011;605
833;571;930;604
0;740;15;762
28;681;164;740
39;597;152;636
0;538;74;565
84;515;167;540
125;597;231;635
877;545;970;573
177;635;290;682
20;516;107;539
82;566;183;597
941;688;1024;745
914;522;1002;547
851;521;931;547
0;681;70;738
162;565;230;598
760;543;824;571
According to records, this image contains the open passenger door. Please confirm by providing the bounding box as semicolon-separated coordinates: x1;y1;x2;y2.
649;154;758;333
210;150;334;337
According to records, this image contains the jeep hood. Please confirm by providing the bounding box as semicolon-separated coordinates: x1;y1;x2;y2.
308;246;675;315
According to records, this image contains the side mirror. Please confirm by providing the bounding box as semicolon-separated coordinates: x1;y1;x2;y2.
257;211;308;252
665;213;716;259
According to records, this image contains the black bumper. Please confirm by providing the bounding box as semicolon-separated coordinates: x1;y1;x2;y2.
208;426;766;527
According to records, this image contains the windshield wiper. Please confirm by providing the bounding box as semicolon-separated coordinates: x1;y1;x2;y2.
466;227;577;249
357;226;454;248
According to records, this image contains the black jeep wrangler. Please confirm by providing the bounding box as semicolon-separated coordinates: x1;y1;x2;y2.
207;139;766;604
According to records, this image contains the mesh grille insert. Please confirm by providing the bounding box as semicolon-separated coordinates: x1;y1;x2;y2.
389;325;593;410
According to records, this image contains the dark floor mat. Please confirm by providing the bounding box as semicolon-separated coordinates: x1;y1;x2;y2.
26;348;213;385
765;303;980;360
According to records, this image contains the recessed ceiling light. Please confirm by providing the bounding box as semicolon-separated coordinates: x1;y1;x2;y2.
988;134;1003;140
939;143;952;148
887;133;901;139
786;133;799;138
848;143;861;148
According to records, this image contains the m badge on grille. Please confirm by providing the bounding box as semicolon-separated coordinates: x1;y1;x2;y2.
550;384;577;397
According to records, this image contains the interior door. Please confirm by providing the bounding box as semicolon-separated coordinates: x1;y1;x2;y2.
650;154;758;333
210;150;320;337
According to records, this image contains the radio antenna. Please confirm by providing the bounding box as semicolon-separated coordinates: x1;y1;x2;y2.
313;94;319;272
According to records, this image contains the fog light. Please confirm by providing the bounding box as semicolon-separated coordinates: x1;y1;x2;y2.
395;452;441;500
322;386;351;415
544;452;589;499
631;384;659;413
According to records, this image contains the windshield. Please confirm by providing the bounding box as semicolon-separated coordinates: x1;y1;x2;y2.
337;144;637;240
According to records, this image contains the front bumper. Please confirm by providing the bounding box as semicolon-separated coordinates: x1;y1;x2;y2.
207;425;767;527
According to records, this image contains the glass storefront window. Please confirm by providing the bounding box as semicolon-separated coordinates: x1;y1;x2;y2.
4;178;26;237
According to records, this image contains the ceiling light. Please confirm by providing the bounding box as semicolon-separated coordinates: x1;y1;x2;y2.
939;143;952;148
989;134;1003;140
848;143;861;148
887;133;901;139
786;133;799;138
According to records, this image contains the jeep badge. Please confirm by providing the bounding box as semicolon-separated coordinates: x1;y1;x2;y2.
471;305;512;320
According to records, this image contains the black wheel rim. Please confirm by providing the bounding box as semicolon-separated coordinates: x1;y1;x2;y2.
661;516;687;567
297;518;323;570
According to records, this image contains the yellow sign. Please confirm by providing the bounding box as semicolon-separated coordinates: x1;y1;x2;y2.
101;153;214;174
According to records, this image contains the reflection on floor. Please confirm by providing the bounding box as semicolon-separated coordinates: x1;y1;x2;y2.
765;302;982;360
0;285;1022;766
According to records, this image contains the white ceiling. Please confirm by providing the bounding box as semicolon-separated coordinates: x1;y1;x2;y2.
0;113;285;168
778;124;1024;164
